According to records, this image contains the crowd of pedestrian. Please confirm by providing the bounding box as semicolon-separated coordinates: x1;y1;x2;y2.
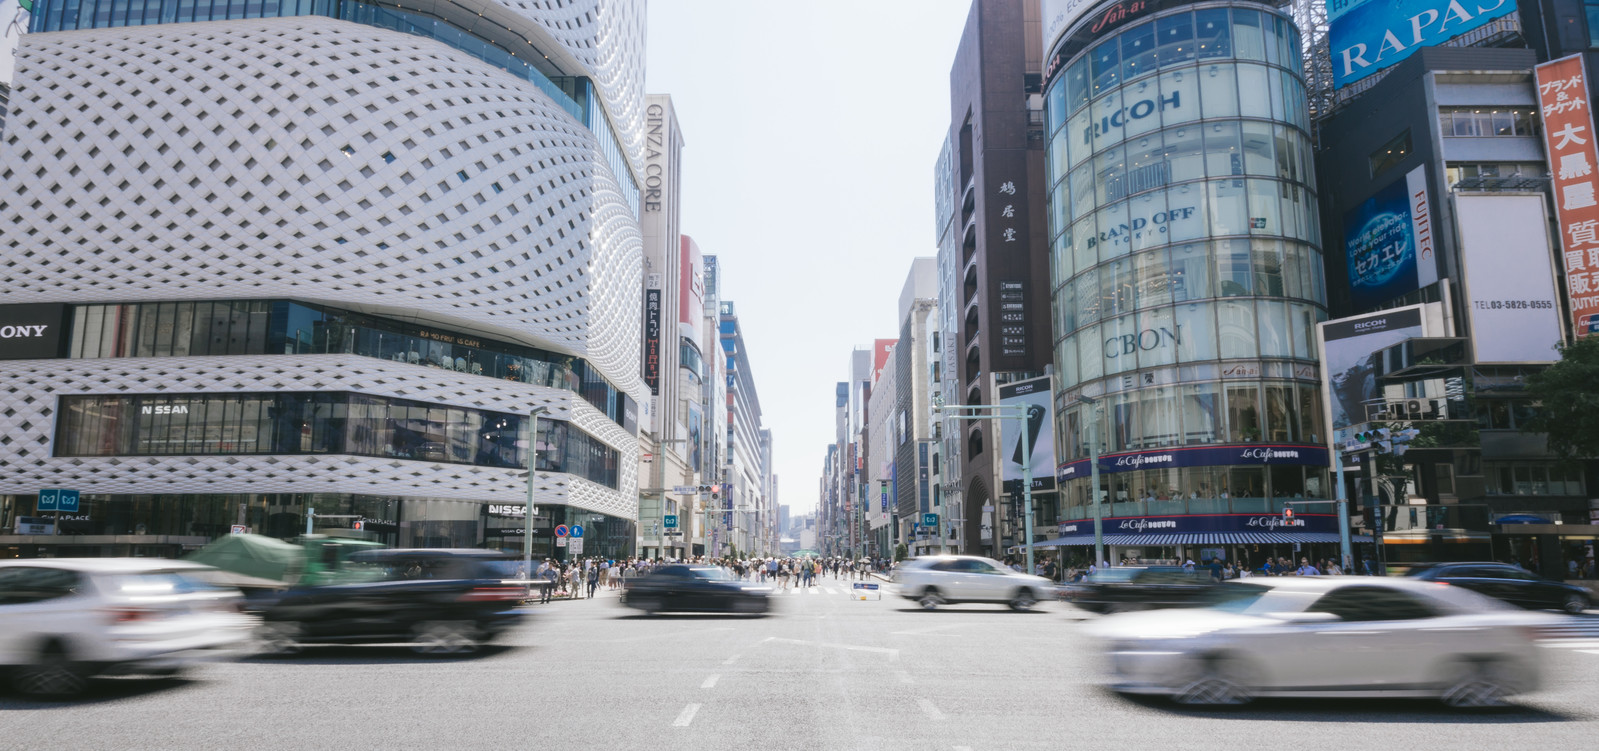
521;555;892;603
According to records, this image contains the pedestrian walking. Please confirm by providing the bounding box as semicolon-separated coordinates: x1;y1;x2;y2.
586;565;600;598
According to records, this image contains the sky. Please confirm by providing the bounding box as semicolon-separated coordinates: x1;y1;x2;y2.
645;0;975;516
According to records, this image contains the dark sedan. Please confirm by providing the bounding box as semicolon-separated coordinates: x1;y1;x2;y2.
1061;566;1216;614
250;549;526;654
620;565;772;615
1405;562;1591;614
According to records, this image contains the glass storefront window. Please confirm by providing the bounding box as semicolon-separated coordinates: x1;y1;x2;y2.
1297;382;1324;444
1216;239;1253;296
1112;391;1140;451
1232;8;1265;61
1141;386;1181;448
1122;21;1159;81
1078;323;1104;381
1169;244;1211;301
1247;179;1282;236
1291;302;1318;360
1217;299;1256;359
1256;300;1291;358
1103;312;1140;375
1195;8;1231;59
1156;12;1195;67
1208;179;1249;236
1128;189;1168;252
1181;383;1221;444
1075;265;1101;327
1200;63;1239;119
1168;182;1208;242
1139;306;1179;369
1252;239;1285;296
1226;384;1261;443
1204;121;1242;179
1263;383;1294;442
1174;302;1218;362
1102;257;1136;318
1047;74;1066;133
1134;248;1172;309
1095;143;1128;204
1069;162;1096;222
1065;57;1091;116
1090;37;1121;97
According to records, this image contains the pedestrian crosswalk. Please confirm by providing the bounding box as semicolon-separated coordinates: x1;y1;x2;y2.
1536;616;1599;651
753;583;887;596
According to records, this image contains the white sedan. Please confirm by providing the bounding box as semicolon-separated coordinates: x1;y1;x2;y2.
1084;577;1561;708
891;555;1056;611
0;559;254;697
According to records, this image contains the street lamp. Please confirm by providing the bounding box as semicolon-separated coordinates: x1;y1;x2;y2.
522;406;549;581
1074;394;1105;570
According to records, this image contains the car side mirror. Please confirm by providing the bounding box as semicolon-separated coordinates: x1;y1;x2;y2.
1272;611;1341;624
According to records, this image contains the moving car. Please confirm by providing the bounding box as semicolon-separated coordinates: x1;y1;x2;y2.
1405;562;1591;614
1061;566;1216;614
891;555;1054;611
0;559;253;697
620;565;771;614
1085;577;1558;708
250;549;525;655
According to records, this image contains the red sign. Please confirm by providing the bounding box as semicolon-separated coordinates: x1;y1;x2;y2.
1536;55;1599;337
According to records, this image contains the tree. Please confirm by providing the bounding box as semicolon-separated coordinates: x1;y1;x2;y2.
1522;335;1599;461
893;543;908;562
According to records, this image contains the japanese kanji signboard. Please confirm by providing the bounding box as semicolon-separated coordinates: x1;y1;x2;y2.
1536;54;1599;337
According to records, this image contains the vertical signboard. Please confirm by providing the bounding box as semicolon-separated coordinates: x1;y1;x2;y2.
1536;55;1599;337
1343;166;1436;312
1456;194;1564;362
998;376;1056;495
1317;305;1428;437
643;289;661;394
998;281;1027;357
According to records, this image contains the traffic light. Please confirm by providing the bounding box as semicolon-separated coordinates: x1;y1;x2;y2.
1389;427;1421;457
1353;427;1392;453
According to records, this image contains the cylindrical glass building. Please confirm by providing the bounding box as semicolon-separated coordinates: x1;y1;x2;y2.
1044;0;1336;568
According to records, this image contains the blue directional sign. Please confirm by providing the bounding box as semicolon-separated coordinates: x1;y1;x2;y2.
664;515;678;529
922;513;938;527
571;525;584;538
37;489;80;513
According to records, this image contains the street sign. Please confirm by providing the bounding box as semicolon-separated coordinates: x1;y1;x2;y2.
556;537;567;547
922;513;938;527
37;489;80;513
571;525;584;538
554;524;569;538
230;524;247;535
671;486;698;494
664;514;678;528
569;538;584;554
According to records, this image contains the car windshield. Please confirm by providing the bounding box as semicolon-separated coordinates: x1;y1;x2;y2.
689;567;733;581
1203;584;1315;614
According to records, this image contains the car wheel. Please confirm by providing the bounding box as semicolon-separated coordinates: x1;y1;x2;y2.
1562;593;1589;615
1173;655;1254;706
1441;659;1513;709
253;621;303;656
632;597;663;615
1008;588;1038;612
13;644;87;699
918;588;944;610
411;621;480;655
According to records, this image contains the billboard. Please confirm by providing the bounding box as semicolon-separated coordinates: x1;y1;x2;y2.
0;303;67;360
1317;305;1429;437
643;289;661;395
1330;0;1519;89
0;0;29;85
679;235;704;338
1343;166;1437;312
1535;55;1599;338
998;376;1056;495
870;339;895;385
1456;194;1564;363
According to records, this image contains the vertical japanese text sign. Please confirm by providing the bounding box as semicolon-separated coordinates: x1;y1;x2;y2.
1537;55;1599;337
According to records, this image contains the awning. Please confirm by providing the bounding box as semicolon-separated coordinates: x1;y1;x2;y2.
1033;532;1373;547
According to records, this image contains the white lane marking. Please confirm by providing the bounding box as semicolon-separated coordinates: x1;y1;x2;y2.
722;654;741;665
763;636;900;661
673;704;701;727
1538;639;1599;648
917;698;946;721
808;587;819;595
953;746;973;751
892;623;964;636
896;670;915;684
701;674;720;689
1580;649;1599;655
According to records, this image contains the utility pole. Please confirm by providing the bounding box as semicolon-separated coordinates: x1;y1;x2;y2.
522;406;548;582
1075;394;1105;569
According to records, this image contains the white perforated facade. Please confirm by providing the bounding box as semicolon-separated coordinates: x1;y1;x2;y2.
0;7;648;550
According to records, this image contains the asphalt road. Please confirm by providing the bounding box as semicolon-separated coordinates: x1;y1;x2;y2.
4;579;1598;750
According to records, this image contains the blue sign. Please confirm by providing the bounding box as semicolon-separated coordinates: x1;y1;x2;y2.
37;489;80;513
664;515;678;529
570;525;584;538
1054;513;1341;537
1057;444;1328;483
852;582;880;590
922;513;938;527
1330;0;1518;89
1343;175;1421;312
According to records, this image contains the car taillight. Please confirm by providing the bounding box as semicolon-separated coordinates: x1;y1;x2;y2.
459;586;524;603
105;607;157;624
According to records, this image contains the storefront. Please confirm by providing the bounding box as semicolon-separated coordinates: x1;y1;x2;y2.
1040;509;1370;570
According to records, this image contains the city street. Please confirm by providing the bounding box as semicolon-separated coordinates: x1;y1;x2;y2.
3;580;1599;750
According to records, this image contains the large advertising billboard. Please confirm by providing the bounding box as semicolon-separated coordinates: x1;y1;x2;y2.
999;376;1056;495
1343;165;1437;312
679;235;704;340
1317;305;1429;437
1456;194;1564;363
1535;54;1599;338
1330;0;1519;89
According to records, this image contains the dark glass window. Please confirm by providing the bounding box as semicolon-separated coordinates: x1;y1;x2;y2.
1368;130;1412;178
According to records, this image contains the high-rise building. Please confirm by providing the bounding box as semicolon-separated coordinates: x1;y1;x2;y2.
1042;0;1337;564
893;259;939;553
0;2;647;558
941;0;1055;555
718;298;771;557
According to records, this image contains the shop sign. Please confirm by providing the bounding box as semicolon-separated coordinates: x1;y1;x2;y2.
1057;444;1328;481
1055;513;1338;536
15;516;53;535
0;303;67;360
1536;54;1599;338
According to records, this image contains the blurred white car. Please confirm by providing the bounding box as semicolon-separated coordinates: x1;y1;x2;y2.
1084;577;1560;708
0;559;253;697
891;555;1055;611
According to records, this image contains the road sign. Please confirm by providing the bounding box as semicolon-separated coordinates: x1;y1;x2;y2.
37;489;80;513
922;513;938;527
568;538;584;554
671;486;698;494
850;582;880;601
570;525;584;538
230;524;247;535
554;524;569;538
556;537;567;547
664;514;678;528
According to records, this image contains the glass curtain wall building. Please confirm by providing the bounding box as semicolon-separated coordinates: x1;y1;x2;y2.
0;1;647;558
1044;0;1339;566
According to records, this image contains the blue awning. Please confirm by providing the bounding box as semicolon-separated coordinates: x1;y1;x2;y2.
1033;532;1373;547
1493;514;1554;525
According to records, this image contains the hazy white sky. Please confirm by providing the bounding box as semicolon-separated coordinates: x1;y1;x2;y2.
645;0;974;516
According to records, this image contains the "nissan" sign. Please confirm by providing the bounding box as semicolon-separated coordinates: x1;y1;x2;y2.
0;303;67;360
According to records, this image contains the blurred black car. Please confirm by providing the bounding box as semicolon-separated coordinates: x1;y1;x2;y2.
1405;562;1591;614
620;565;771;614
1061;566;1216;614
250;549;526;654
